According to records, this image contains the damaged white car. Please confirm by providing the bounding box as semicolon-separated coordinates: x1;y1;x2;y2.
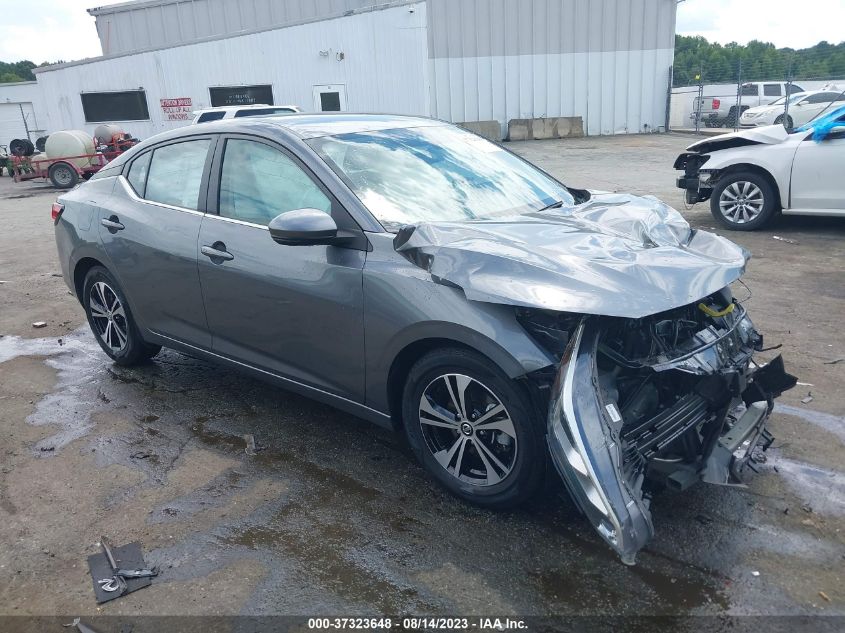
675;105;845;230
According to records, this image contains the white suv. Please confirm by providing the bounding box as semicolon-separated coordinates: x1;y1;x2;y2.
191;104;302;124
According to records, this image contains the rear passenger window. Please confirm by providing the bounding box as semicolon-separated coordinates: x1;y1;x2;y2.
764;84;781;97
218;139;330;226
126;152;151;195
197;112;225;123
145;140;210;210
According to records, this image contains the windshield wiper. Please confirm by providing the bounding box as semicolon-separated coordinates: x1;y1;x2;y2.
538;200;565;212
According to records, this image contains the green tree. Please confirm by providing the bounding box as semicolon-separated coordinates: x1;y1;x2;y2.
674;35;845;86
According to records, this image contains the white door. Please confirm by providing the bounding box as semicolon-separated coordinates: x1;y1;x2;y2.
790;126;845;211
312;85;347;112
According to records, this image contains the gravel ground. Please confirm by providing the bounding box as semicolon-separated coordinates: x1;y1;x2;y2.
0;133;842;628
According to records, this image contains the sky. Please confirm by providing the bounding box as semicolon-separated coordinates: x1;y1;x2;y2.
676;0;845;49
1;0;844;64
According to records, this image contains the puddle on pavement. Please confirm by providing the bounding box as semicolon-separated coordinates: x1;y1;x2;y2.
530;524;728;614
6;327;822;616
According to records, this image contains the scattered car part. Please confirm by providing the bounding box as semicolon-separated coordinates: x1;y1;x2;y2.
63;618;104;633
87;537;157;603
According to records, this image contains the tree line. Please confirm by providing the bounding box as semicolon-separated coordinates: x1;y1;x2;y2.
674;35;845;87
0;60;64;84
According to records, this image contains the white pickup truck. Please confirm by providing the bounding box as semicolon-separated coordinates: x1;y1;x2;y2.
693;81;805;128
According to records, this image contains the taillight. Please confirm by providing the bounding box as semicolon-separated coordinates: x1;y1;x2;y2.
712;98;721;110
51;202;64;224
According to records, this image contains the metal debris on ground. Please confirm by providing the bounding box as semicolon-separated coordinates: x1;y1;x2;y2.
823;358;844;365
751;571;760;577
801;393;814;404
772;235;798;244
32;321;47;328
243;433;266;455
802;503;813;514
63;618;104;633
87;536;158;603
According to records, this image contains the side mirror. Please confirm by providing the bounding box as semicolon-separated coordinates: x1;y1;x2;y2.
268;209;338;245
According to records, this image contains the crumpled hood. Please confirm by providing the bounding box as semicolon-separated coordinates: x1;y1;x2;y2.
393;193;750;319
686;124;788;153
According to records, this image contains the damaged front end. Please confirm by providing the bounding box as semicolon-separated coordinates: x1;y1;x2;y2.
540;290;796;564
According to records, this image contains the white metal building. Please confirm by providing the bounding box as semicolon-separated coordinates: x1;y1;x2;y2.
32;0;677;141
0;81;47;148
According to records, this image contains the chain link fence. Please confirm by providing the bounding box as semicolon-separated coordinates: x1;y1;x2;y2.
668;45;845;135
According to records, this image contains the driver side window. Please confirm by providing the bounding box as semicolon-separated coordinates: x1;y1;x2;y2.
218;139;331;226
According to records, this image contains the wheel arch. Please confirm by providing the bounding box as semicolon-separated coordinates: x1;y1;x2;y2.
714;163;784;210
384;328;546;431
73;256;106;303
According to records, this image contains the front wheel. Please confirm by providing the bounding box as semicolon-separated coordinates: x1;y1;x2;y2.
402;348;546;509
709;171;778;231
83;266;161;365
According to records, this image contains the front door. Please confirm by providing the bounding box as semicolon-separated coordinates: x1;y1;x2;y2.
99;137;215;347
790;124;845;210
312;84;347;112
197;136;366;399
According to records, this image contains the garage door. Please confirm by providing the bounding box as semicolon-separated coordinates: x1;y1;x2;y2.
0;102;35;149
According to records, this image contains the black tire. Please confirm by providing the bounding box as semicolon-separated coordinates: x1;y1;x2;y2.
709;170;778;231
83;266;161;366
49;162;79;189
402;347;545;509
9;138;34;157
774;114;793;129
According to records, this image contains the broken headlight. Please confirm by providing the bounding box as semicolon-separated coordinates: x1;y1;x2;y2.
516;309;581;359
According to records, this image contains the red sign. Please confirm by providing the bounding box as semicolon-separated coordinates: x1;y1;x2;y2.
160;97;193;121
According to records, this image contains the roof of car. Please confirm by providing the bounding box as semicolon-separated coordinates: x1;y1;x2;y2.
193;104;300;114
188;113;445;139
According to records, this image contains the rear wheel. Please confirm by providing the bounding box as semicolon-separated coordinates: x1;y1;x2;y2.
774;114;794;129
49;162;79;189
83;266;160;365
402;348;545;509
710;171;778;231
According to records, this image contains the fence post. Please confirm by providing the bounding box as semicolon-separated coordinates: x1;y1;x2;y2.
733;57;743;131
665;65;674;133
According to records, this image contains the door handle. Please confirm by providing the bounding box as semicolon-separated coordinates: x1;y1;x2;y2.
101;216;124;231
201;244;234;261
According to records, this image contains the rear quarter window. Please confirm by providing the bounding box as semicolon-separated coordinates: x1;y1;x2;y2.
197;112;226;123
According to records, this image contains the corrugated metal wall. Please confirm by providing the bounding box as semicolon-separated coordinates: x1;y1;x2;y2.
426;0;677;136
91;0;392;55
37;3;429;140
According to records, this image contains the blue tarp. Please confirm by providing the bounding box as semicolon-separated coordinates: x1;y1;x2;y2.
795;104;845;142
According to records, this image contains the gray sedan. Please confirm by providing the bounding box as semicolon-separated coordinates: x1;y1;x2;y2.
54;114;795;564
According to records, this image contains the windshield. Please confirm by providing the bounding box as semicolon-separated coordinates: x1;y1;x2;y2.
308;125;574;229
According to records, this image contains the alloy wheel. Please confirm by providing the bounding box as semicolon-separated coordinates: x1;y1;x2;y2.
89;281;129;352
719;181;764;224
418;373;518;487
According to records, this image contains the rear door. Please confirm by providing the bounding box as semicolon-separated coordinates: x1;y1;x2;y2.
196;134;367;399
99;136;215;347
